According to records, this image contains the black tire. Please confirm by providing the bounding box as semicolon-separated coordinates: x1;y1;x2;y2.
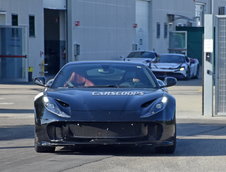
35;143;55;153
155;120;176;154
34;129;55;153
194;65;199;79
155;136;176;154
185;67;191;80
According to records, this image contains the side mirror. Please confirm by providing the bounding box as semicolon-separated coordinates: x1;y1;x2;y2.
34;77;46;87
120;56;125;61
45;79;54;87
164;77;177;87
155;55;160;63
157;79;166;87
145;60;152;68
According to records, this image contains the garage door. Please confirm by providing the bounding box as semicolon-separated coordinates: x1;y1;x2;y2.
136;0;149;50
0;26;27;81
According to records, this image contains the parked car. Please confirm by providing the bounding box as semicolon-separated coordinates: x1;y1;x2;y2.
123;51;159;66
34;61;177;154
151;53;199;80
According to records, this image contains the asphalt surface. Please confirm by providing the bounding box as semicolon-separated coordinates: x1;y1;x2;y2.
1;78;226;172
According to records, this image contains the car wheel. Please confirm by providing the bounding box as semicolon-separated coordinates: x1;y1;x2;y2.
155;135;176;154
35;143;55;153
194;65;199;79
185;68;191;80
155;121;176;154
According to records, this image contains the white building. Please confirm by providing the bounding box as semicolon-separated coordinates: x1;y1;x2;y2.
135;0;195;53
135;0;226;54
1;0;225;81
66;0;135;61
0;0;44;81
0;0;135;81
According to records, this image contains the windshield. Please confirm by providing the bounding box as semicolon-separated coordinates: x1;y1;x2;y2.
159;55;186;63
127;52;157;59
51;63;158;89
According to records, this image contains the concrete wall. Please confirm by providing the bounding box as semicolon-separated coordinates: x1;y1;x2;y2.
1;0;225;80
212;0;226;14
0;0;44;78
67;0;136;61
197;0;226;14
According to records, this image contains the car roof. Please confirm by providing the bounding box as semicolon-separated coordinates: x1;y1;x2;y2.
65;60;147;66
160;53;185;57
129;50;156;53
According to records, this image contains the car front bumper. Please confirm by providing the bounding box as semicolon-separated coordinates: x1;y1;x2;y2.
35;120;176;147
152;69;186;79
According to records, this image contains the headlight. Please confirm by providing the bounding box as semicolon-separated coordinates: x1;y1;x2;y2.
150;96;168;115
141;96;168;118
43;96;70;118
179;67;185;71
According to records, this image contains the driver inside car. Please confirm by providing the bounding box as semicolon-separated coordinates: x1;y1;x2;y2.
120;72;146;88
64;72;94;87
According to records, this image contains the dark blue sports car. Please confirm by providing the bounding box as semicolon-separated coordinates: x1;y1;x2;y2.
34;61;177;153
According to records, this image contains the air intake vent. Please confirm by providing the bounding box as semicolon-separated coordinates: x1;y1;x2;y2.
141;99;156;108
56;99;69;107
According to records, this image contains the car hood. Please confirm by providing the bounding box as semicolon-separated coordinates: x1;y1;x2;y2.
46;88;164;111
152;63;181;69
124;58;154;64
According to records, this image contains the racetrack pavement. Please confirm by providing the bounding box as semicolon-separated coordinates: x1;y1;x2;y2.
1;79;226;172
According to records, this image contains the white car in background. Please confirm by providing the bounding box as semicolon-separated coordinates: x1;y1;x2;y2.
151;53;199;80
123;51;159;67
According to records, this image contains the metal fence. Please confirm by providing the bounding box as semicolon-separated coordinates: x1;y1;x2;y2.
215;16;226;115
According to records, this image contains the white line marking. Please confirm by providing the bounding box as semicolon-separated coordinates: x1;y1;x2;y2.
0;103;14;105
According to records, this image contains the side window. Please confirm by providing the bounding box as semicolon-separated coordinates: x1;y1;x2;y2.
29;15;35;37
156;23;160;39
11;14;19;38
164;23;168;38
12;14;18;26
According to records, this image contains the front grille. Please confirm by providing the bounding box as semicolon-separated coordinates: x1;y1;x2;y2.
47;122;162;142
153;71;184;79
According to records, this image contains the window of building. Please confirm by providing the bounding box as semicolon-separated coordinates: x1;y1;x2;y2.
11;14;19;38
157;23;160;39
12;14;18;26
0;12;6;25
219;7;226;15
164;23;168;39
29;15;35;37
